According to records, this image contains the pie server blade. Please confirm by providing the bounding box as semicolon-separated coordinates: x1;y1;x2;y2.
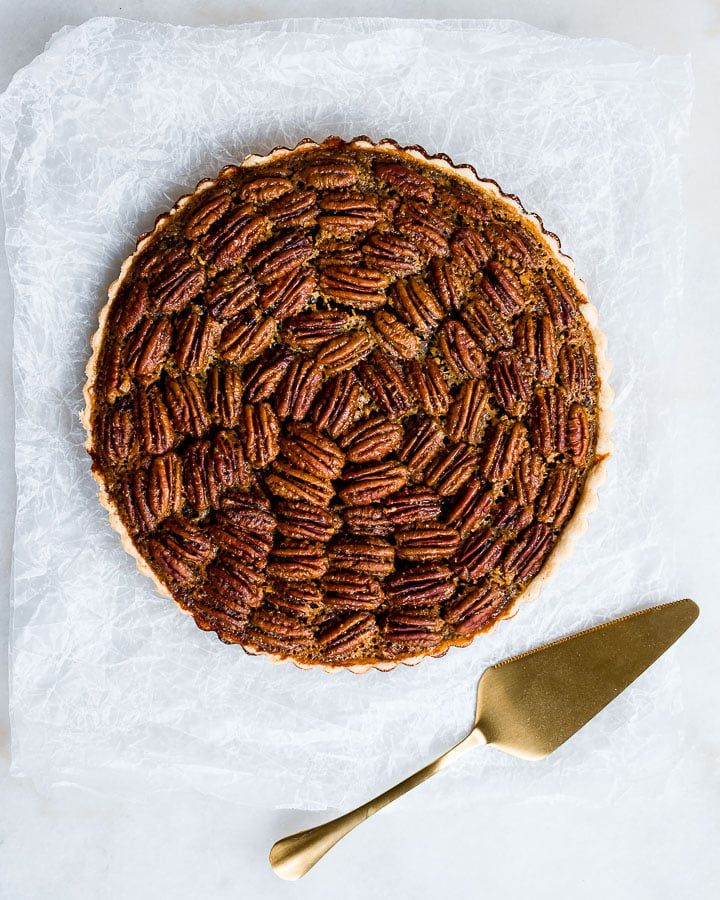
475;597;699;759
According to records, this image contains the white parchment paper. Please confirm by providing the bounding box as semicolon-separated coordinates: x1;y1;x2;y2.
0;17;692;810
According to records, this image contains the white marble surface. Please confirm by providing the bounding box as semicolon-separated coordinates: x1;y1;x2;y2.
1;2;719;898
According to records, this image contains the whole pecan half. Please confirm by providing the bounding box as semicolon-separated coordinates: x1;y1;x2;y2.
490;350;532;415
398;419;445;475
279;423;345;478
558;342;593;395
298;159;359;190
163;374;210;436
267;580;322;618
98;340;126;402
317;612;376;657
449;227;491;274
423;442;478;496
372;160;434;201
394;200;452;257
99;398;137;464
454;528;505;580
382;609;445;647
239;401;280;468
111;281;149;335
391;276;444;337
514;311;557;381
203;207;268;270
371;309;419;359
148;517;213;582
263;189;318;229
266;541;329;581
181;440;214;515
437;319;485;379
206;364;243;426
462;296;514;351
150;252;205;314
120;467;156;534
530;386;567;458
536;463;579;526
210;518;273;567
210;429;250;494
315;238;364;268
205;269;259;320
503;523;553;579
340;505;392;536
240;175;294;204
383;486;441;526
358;351;412;419
182;430;248;515
135;386;176;455
174;307;217;373
247;612;314;653
485;222;536;266
275;357;323;421
258;267;317;319
124;316;173;377
407;358;450;416
318;192;381;237
445;481;495;536
339;414;403;463
443;583;508;634
539;269;579;329
480;420;527;482
428;258;463;311
250;230;314;284
395;526;461;562
479;261;525;316
283;309;353;349
338;460;409;506
315;329;374;374
567;403;591;467
265;459;334;506
490;498;534;536
510;447;547;504
203;554;264;614
319;265;390;309
362;231;422;277
242;348;293;404
250;607;314;647
438;183;489;222
385;563;455;606
221;493;276;536
219;313;277;365
311;370;362;438
321;570;384;610
328;535;395;577
184;190;234;240
446;379;489;444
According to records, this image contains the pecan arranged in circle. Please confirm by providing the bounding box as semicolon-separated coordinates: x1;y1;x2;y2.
86;137;604;668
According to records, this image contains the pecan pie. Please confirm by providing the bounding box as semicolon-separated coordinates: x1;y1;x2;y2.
82;137;612;671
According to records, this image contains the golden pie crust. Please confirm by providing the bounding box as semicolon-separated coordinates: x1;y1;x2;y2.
82;136;613;672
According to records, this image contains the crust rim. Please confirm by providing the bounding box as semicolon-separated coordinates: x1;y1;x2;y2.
81;135;614;674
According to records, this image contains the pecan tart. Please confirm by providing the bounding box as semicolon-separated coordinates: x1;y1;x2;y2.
82;136;612;671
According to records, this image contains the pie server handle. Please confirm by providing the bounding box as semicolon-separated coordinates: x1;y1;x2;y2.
269;729;484;880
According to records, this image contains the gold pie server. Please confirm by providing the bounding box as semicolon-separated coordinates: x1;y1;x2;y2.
270;598;698;880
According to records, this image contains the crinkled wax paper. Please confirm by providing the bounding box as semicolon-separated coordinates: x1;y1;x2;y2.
0;17;692;810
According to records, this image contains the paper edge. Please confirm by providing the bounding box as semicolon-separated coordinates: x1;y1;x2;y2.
1;15;694;808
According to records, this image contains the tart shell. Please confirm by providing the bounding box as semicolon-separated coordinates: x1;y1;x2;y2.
82;136;613;673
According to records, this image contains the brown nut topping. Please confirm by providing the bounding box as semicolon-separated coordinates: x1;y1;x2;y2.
86;137;603;668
